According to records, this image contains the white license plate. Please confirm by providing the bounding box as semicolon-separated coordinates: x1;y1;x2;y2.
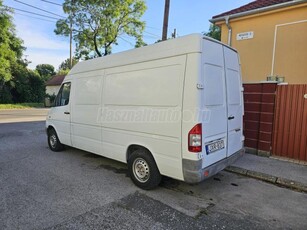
206;140;225;154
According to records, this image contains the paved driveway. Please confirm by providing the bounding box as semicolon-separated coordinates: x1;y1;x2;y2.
0;109;306;229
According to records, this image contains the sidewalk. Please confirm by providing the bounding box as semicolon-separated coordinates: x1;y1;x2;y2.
225;152;307;193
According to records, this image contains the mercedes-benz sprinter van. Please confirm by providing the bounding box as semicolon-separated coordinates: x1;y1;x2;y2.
46;34;244;190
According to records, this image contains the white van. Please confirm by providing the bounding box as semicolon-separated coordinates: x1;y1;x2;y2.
46;34;244;190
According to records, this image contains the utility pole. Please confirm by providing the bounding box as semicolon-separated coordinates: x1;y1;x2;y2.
69;20;72;69
69;0;74;69
162;0;170;41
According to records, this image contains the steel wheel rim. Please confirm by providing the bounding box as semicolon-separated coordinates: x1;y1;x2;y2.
132;158;150;183
50;134;57;148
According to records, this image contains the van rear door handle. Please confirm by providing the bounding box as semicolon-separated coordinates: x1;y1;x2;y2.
228;116;234;120
64;112;70;115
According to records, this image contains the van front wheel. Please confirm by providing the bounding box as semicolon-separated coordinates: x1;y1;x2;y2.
48;128;64;152
128;150;161;190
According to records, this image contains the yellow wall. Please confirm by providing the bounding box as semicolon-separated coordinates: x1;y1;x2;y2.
217;3;307;83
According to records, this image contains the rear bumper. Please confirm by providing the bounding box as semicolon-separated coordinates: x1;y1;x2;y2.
182;148;244;183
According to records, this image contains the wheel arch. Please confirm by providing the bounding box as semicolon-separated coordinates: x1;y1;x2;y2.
126;144;156;163
46;125;60;141
126;144;162;189
47;125;57;134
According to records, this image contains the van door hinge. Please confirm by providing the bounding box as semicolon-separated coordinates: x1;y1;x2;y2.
197;83;204;89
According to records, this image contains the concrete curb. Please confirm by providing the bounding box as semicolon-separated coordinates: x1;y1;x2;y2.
225;166;307;193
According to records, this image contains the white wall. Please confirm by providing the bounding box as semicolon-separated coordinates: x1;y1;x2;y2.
46;86;60;96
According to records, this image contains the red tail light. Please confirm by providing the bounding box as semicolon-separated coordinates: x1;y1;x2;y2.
188;123;202;152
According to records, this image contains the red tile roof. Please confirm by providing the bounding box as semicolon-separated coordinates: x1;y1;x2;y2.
45;75;66;86
212;0;294;19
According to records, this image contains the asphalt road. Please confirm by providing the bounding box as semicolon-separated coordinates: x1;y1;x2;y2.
0;109;306;229
0;108;49;123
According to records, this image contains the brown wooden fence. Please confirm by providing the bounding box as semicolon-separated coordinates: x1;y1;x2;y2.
272;84;307;162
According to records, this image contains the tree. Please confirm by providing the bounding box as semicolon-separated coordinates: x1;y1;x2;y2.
0;1;25;103
58;57;78;72
10;63;45;103
55;0;147;59
204;24;221;41
36;64;56;81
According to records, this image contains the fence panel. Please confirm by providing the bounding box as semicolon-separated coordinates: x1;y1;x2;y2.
272;84;307;161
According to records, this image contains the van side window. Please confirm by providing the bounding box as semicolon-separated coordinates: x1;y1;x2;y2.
55;82;71;107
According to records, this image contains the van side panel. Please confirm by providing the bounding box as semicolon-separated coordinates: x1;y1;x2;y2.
71;72;103;155
181;53;203;161
100;56;187;180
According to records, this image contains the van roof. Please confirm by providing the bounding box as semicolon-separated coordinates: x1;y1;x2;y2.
67;34;235;76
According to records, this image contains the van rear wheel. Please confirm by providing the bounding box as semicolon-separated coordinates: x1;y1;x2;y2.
48;128;64;152
128;150;161;190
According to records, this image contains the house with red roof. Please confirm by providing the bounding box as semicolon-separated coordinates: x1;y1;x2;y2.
45;74;66;96
211;0;307;83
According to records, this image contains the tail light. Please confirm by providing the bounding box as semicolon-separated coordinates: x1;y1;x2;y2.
188;123;202;152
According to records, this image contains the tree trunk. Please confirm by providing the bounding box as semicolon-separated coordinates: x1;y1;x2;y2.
93;33;102;57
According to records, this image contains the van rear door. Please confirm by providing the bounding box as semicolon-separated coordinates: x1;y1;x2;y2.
201;39;243;169
202;39;228;168
223;46;244;157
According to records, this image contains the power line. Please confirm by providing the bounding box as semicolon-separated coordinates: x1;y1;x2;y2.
118;36;134;47
143;31;160;38
40;0;62;7
4;5;61;20
13;0;65;18
143;35;159;40
146;26;161;31
14;12;57;23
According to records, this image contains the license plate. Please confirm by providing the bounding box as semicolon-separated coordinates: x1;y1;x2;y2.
206;140;225;154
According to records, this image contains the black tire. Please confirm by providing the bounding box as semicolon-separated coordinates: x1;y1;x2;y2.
47;128;64;152
128;149;161;190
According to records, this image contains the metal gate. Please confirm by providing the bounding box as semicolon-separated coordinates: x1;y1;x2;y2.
272;84;307;161
243;83;276;155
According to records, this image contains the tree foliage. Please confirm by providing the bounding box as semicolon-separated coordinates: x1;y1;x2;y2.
36;64;56;81
204;24;221;41
10;63;45;103
58;57;78;72
0;2;24;84
55;0;147;59
0;1;45;103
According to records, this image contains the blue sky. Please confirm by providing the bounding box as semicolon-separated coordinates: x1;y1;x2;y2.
3;0;252;70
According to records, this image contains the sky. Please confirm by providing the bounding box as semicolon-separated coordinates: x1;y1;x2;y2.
3;0;252;70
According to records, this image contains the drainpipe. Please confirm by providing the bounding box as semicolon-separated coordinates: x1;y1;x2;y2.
225;16;232;46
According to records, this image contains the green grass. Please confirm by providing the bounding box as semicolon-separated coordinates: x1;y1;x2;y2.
0;103;44;109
